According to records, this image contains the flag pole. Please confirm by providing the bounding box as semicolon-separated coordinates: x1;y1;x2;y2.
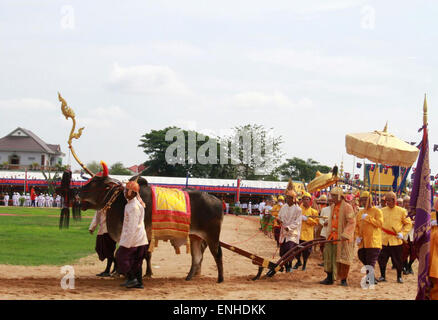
378;164;382;206
352;156;355;188
410;93;432;300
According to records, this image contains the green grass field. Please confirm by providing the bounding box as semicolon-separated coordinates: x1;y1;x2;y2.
0;207;96;266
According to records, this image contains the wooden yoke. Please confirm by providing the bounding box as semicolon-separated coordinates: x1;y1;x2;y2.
220;238;344;280
219;241;277;280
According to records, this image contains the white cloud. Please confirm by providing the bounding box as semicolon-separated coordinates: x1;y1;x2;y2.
88;106;127;118
0;98;56;111
150;0;366;19
108;63;190;96
150;41;204;57
81;105;132;129
232;91;313;110
248;49;392;78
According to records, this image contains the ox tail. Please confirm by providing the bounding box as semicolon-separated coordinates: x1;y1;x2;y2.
59;207;70;229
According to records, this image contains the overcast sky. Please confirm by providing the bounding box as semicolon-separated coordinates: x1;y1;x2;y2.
1;0;437;179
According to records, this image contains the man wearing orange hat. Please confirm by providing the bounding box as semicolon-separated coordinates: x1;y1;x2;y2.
293;192;318;271
377;191;412;283
277;189;302;273
116;180;148;289
320;186;356;286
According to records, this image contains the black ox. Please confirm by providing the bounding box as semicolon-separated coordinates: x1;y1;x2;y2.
78;166;224;283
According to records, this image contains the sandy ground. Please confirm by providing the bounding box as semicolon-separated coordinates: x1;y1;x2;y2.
0;214;417;300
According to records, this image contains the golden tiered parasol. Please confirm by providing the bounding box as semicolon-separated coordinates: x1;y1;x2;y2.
345;123;419;168
345;122;420;201
307;166;339;193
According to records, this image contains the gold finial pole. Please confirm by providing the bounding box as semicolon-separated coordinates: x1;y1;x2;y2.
423;93;428;126
340;161;344;177
58;92;94;177
383;121;388;132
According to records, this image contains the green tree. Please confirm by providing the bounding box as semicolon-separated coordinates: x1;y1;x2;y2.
221;124;284;180
109;162;133;175
138;127;236;178
86;161;101;174
276;157;331;182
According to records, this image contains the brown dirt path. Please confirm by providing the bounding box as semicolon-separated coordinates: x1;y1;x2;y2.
0;214;417;300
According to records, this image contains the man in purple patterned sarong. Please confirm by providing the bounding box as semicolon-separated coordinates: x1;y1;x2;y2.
89;209;117;277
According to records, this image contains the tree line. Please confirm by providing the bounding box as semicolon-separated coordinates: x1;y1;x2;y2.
84;124;332;182
137;124;332;182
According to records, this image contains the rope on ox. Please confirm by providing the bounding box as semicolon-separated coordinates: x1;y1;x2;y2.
101;186;123;214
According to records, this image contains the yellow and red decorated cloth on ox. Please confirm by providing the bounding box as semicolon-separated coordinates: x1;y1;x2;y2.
150;186;191;253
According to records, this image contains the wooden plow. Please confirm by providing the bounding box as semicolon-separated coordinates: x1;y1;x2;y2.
220;238;343;280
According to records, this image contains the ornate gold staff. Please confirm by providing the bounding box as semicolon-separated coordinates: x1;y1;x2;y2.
58;92;95;177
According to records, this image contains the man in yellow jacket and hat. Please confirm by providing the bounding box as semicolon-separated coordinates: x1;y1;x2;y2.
377;191;412;283
294;192;318;270
320;186;356;286
355;190;383;285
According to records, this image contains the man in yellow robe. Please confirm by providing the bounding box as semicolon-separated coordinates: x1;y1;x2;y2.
377;191;412;283
320;187;356;286
355;191;383;285
293;192;318;270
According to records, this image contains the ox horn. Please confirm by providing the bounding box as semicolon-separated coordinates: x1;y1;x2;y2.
101;160;109;177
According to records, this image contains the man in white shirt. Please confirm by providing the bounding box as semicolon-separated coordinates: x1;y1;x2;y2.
38;194;44;207
278;190;302;273
55;195;61;208
318;194;333;266
116;180;148;289
12;193;17;206
3;193;9;206
89;209;117;277
259;199;266;230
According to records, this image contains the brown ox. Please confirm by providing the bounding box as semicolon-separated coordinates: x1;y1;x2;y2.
78;167;224;283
